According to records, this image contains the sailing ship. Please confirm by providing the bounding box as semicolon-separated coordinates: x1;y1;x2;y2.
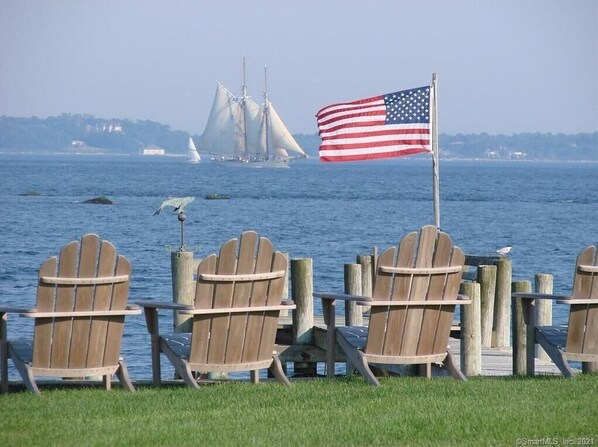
187;137;201;163
200;60;307;168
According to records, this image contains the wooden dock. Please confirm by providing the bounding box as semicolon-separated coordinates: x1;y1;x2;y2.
446;339;564;376
275;317;568;377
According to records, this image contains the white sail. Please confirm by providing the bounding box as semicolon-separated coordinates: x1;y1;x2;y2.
244;97;266;156
187;137;201;163
201;83;245;157
200;61;306;167
266;100;306;157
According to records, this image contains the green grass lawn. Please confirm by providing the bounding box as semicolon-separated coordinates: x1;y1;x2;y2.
1;375;597;446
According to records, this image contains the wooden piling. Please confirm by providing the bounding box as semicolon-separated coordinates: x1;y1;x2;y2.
460;282;481;376
356;255;373;315
493;258;512;348
171;250;195;333
344;263;363;326
279;252;290;317
477;265;497;348
534;273;553;361
512;280;533;376
291;258;316;376
1;310;7;393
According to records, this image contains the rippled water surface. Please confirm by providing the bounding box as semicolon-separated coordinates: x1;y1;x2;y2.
1;154;596;380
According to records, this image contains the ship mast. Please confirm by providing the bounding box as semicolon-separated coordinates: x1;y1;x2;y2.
263;65;270;160
241;55;248;158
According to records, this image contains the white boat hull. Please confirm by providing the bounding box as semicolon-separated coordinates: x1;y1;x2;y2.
211;156;290;168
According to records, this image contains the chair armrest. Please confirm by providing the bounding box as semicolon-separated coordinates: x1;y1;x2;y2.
362;296;470;307
0;306;33;314
180;304;296;315
313;292;370;302
511;292;571;301
557;298;598;305
314;292;370;327
135;300;193;311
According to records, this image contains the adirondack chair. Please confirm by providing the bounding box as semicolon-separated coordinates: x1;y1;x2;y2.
0;234;140;395
138;231;295;388
512;244;598;377
314;225;470;386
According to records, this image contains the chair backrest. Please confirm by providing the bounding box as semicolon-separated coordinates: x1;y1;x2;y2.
188;231;287;367
32;234;131;370
366;225;464;358
566;244;598;355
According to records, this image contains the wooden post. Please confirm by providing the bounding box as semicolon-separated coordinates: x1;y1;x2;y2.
460;282;481;376
171;250;195;333
356;255;373;315
477;265;497;348
1;310;7;393
291;258;316;376
493;257;512;347
512;280;533;376
280;252;290;317
534;273;553;361
344;264;363;326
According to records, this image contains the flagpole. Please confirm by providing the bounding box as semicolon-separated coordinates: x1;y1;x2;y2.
431;73;440;228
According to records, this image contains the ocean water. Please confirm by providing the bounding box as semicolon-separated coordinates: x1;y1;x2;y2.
1;154;596;381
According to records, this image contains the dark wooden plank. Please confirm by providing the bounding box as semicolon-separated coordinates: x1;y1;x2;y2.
257;250;287;361
433;247;465;354
567;246;595;354
365;246;396;355
49;240;79;369
189;254;217;365
207;238;238;365
102;248;130;367
226;231;258;364
417;231;452;356
32;257;58;368
400;226;436;356
69;234;99;369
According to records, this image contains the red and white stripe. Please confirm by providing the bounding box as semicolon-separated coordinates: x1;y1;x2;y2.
316;94;431;162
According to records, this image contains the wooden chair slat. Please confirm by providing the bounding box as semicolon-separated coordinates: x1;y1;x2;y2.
399;226;437;357
366;247;397;355
48;240;79;370
199;271;284;282
40;275;129;285
578;265;598;273
190;254;218;365
226;231;259;364
69;234;100;369
205;237;238;365
582;304;598;354
257;251;287;362
31;258;57;368
432;249;465;354
101;248;130;367
243;236;274;363
417;231;453;356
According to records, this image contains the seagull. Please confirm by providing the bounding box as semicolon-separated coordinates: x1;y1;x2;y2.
154;196;195;215
497;246;512;256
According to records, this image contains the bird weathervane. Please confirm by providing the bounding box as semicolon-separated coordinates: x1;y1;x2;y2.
154;196;195;251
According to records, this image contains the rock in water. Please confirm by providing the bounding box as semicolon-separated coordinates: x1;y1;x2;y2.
83;196;113;205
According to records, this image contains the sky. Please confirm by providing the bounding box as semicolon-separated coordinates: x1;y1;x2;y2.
1;0;596;136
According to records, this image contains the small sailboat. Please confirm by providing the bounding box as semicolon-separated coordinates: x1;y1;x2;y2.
200;58;306;168
187;137;201;164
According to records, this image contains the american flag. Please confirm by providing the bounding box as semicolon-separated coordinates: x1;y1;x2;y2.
316;86;432;162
